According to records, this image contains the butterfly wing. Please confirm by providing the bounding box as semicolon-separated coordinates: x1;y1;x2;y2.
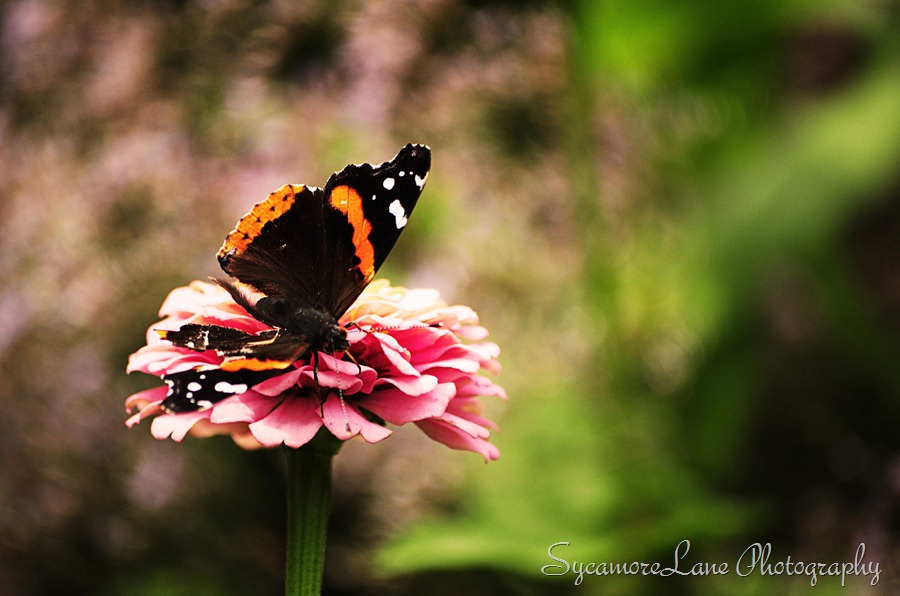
216;143;431;317
158;324;309;371
160;367;283;413
322;143;431;315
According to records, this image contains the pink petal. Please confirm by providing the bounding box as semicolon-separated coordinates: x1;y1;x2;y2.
249;397;322;448
314;353;377;393
158;281;228;316
419;358;481;375
321;395;392;443
353;333;419;376
209;390;276;423
253;368;305;396
360;382;455;424
124;386;167;413
454;325;489;341
150;410;211;442
456;376;508;400
444;398;499;431
435;411;492;439
416;419;500;462
373;373;438;396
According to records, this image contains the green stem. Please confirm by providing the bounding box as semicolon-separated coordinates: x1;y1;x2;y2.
284;434;341;596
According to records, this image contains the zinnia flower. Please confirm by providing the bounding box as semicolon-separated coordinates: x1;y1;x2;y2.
126;279;505;461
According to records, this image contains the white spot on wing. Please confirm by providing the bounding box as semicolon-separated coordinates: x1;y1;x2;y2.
399;171;405;177
214;381;248;394
389;199;408;229
414;174;426;188
187;382;202;392
383;177;395;190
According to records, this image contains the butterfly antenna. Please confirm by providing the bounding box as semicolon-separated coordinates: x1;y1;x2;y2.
348;321;443;335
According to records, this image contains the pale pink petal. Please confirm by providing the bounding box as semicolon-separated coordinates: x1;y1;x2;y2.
158;281;230;316
373;373;437;396
209;391;276;423
434;411;492;439
150;410;211;442
249;398;322;448
419;358;481;375
253;369;305;396
127;343;221;375
456;376;508;400
444;398;500;431
454;325;489;341
321;395;392;443
126;403;163;428
313;353;377;393
125;386;167;412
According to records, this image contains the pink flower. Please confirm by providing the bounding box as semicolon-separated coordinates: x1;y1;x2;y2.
126;280;505;461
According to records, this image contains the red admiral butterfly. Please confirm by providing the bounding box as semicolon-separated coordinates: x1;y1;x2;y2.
157;144;431;413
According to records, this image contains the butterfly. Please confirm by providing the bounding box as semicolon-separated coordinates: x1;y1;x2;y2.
157;144;431;413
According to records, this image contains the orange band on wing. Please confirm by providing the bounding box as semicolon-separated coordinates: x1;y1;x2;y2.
218;184;304;258
220;358;294;372
329;185;375;281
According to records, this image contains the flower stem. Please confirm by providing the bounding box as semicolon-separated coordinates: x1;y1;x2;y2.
284;434;341;596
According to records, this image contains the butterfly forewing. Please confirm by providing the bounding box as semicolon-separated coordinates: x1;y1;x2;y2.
217;143;430;317
322;143;431;315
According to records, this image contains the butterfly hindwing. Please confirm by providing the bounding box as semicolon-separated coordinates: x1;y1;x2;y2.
161;367;283;413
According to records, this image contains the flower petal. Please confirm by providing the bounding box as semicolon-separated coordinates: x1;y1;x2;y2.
361;382;455;424
416;418;500;462
322;395;392;443
209;390;276;423
124;386;167;413
456;376;508;400
150;410;211;442
373;373;437;396
249;397;322;448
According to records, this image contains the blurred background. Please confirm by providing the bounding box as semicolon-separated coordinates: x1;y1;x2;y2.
2;0;899;594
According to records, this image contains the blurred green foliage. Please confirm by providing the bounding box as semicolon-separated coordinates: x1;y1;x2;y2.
1;0;899;594
377;1;900;594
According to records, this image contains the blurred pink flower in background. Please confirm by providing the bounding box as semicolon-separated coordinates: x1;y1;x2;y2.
126;279;505;461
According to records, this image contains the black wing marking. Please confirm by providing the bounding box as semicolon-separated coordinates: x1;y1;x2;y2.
160;367;282;413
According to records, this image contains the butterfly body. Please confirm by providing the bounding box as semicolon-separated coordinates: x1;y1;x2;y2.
158;144;431;413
